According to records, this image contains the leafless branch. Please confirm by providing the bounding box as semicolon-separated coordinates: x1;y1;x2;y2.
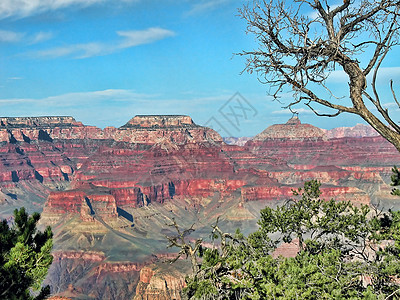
239;0;400;151
165;218;202;273
391;79;400;109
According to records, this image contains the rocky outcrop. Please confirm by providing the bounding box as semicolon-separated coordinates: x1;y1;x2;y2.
46;251;144;300
44;187;117;221
0;115;223;145
247;136;400;167
0;116;81;128
0;116;105;142
253;116;326;141
326;123;379;139
134;262;188;300
123;115;195;128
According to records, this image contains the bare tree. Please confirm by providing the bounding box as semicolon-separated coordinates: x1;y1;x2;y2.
239;0;400;151
165;218;202;273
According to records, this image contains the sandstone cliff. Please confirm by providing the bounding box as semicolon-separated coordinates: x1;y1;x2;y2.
253;116;327;141
0;114;399;300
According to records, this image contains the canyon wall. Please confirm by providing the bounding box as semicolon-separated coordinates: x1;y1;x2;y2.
1;114;399;299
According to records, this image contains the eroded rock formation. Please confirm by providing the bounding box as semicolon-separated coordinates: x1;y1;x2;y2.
1;115;399;299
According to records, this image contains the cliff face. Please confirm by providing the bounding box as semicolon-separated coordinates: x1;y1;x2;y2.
134;262;189;300
247;136;400;168
45;251;143;300
253;116;327;141
0;115;222;145
326;123;379;139
123;115;195;128
1;115;400;299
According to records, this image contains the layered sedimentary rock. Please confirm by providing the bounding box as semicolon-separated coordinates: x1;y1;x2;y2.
0;115;222;145
326;123;379;139
124;115;195;128
44;187;117;222
253;116;326;141
110;115;222;144
134;262;188;300
46;251;144;300
1;114;400;299
0;116;104;142
247;136;400;169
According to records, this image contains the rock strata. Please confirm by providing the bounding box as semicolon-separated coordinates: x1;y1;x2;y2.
123;115;195;128
1;114;399;299
253;116;326;141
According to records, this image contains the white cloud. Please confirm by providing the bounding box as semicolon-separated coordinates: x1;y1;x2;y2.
0;89;157;126
0;89;239;128
0;30;54;44
117;28;175;48
0;29;24;42
384;102;400;109
30;31;54;44
0;89;272;136
32;27;175;59
325;67;400;84
186;0;231;15
0;0;139;19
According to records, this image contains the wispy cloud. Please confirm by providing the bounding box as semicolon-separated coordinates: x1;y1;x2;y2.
383;102;400;110
0;29;24;42
0;89;156;126
31;27;175;59
0;0;139;19
0;29;54;44
328;67;400;84
186;0;232;16
30;31;54;44
0;89;241;128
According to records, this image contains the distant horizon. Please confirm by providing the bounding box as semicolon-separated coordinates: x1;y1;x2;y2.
0;1;398;136
0;113;378;138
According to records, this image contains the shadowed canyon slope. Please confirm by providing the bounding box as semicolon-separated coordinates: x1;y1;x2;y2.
1;115;400;299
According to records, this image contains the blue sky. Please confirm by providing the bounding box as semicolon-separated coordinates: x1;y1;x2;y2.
0;0;399;137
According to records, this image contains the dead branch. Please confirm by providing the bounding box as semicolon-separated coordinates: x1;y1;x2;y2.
165;218;202;273
239;0;400;151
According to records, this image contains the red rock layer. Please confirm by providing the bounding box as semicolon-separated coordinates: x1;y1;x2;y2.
44;188;117;220
0;115;222;145
47;251;147;300
247;136;400;167
253;116;327;141
134;263;187;300
326;123;379;139
19;115;398;300
124;115;194;128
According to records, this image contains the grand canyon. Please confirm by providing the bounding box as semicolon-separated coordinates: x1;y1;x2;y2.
1;114;399;299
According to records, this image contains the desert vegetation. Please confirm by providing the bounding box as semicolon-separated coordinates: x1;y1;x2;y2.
0;208;53;300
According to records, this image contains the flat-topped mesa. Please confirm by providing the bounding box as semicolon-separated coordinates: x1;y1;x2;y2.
121;115;197;129
0;116;82;128
0;116;106;143
253;116;327;141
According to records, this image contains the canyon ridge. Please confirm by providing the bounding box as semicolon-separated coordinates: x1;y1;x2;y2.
0;115;399;299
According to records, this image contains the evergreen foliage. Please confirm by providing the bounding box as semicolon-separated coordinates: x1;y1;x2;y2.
391;166;400;196
171;179;400;299
0;208;53;300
